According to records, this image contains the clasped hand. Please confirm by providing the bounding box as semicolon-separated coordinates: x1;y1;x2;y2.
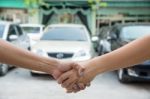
52;61;94;93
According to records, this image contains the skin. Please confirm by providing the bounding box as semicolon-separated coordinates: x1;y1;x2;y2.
0;39;83;80
58;35;150;93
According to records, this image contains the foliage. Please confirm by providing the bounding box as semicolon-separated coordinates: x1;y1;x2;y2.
24;0;43;8
88;0;107;9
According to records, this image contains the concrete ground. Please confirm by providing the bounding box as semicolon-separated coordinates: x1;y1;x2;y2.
0;68;149;99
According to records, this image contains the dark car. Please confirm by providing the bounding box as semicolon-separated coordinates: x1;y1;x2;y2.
97;26;111;55
109;23;150;83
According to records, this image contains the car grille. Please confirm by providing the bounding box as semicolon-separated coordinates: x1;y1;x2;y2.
47;53;73;59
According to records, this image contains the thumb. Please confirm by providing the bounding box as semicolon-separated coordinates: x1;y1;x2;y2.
58;61;73;72
72;63;84;77
52;70;62;79
78;67;84;77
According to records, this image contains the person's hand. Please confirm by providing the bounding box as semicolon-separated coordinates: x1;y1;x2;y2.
57;68;94;93
57;69;79;89
51;60;84;79
57;61;96;93
56;69;87;93
51;60;86;93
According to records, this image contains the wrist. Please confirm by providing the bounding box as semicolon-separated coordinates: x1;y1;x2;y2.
85;65;97;78
49;59;60;75
88;57;109;75
83;58;106;78
40;57;60;75
78;66;96;84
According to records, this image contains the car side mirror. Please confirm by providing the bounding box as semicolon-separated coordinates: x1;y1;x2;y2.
9;35;18;41
91;36;99;42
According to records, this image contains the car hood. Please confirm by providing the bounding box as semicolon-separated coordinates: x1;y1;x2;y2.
121;37;135;42
120;38;136;46
28;33;42;40
32;41;91;53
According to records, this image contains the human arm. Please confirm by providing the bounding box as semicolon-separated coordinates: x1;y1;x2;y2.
0;39;83;77
82;35;150;78
58;35;150;92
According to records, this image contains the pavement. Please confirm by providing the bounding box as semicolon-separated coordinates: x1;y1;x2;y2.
0;68;150;99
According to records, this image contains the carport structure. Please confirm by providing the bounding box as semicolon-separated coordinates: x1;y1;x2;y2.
39;0;150;35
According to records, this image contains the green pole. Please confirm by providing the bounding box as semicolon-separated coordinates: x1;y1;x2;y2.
91;5;97;36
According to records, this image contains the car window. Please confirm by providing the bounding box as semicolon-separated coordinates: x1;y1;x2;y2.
16;25;23;36
21;26;40;34
7;25;18;41
0;24;5;38
110;27;118;37
41;27;87;41
120;26;150;40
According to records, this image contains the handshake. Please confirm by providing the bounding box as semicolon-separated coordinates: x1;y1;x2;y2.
1;36;148;93
51;60;95;93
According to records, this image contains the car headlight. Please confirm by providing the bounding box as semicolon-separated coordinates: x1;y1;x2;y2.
32;49;48;57
73;50;91;61
73;50;87;57
30;39;38;46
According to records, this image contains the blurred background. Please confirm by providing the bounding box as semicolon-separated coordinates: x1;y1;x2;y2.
0;0;150;99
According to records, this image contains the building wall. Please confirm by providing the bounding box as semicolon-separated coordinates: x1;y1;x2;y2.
95;1;150;34
0;8;28;23
0;0;40;24
28;9;40;24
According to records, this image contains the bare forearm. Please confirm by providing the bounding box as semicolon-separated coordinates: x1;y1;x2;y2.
0;40;59;74
63;36;150;91
86;36;150;77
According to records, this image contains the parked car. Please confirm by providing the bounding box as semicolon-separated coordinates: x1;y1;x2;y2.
97;38;111;55
0;21;30;76
20;24;44;45
31;24;96;75
109;23;150;83
97;26;111;55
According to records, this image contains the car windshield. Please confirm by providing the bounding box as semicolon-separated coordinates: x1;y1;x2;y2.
21;26;40;34
41;27;87;41
120;26;150;40
0;24;5;38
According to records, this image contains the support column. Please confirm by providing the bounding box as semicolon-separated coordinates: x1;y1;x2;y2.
91;5;96;36
28;8;40;23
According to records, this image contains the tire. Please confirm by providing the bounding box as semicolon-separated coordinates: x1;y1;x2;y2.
28;47;31;51
118;69;132;83
0;64;9;76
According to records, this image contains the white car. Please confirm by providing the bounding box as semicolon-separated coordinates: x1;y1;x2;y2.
31;24;96;75
20;24;44;45
0;21;30;76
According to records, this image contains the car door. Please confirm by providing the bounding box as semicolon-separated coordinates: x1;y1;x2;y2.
110;26;123;51
110;27;118;50
15;25;30;50
6;25;19;46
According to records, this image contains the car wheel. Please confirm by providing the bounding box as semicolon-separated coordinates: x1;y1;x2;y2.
118;69;132;83
28;47;31;51
0;64;9;76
